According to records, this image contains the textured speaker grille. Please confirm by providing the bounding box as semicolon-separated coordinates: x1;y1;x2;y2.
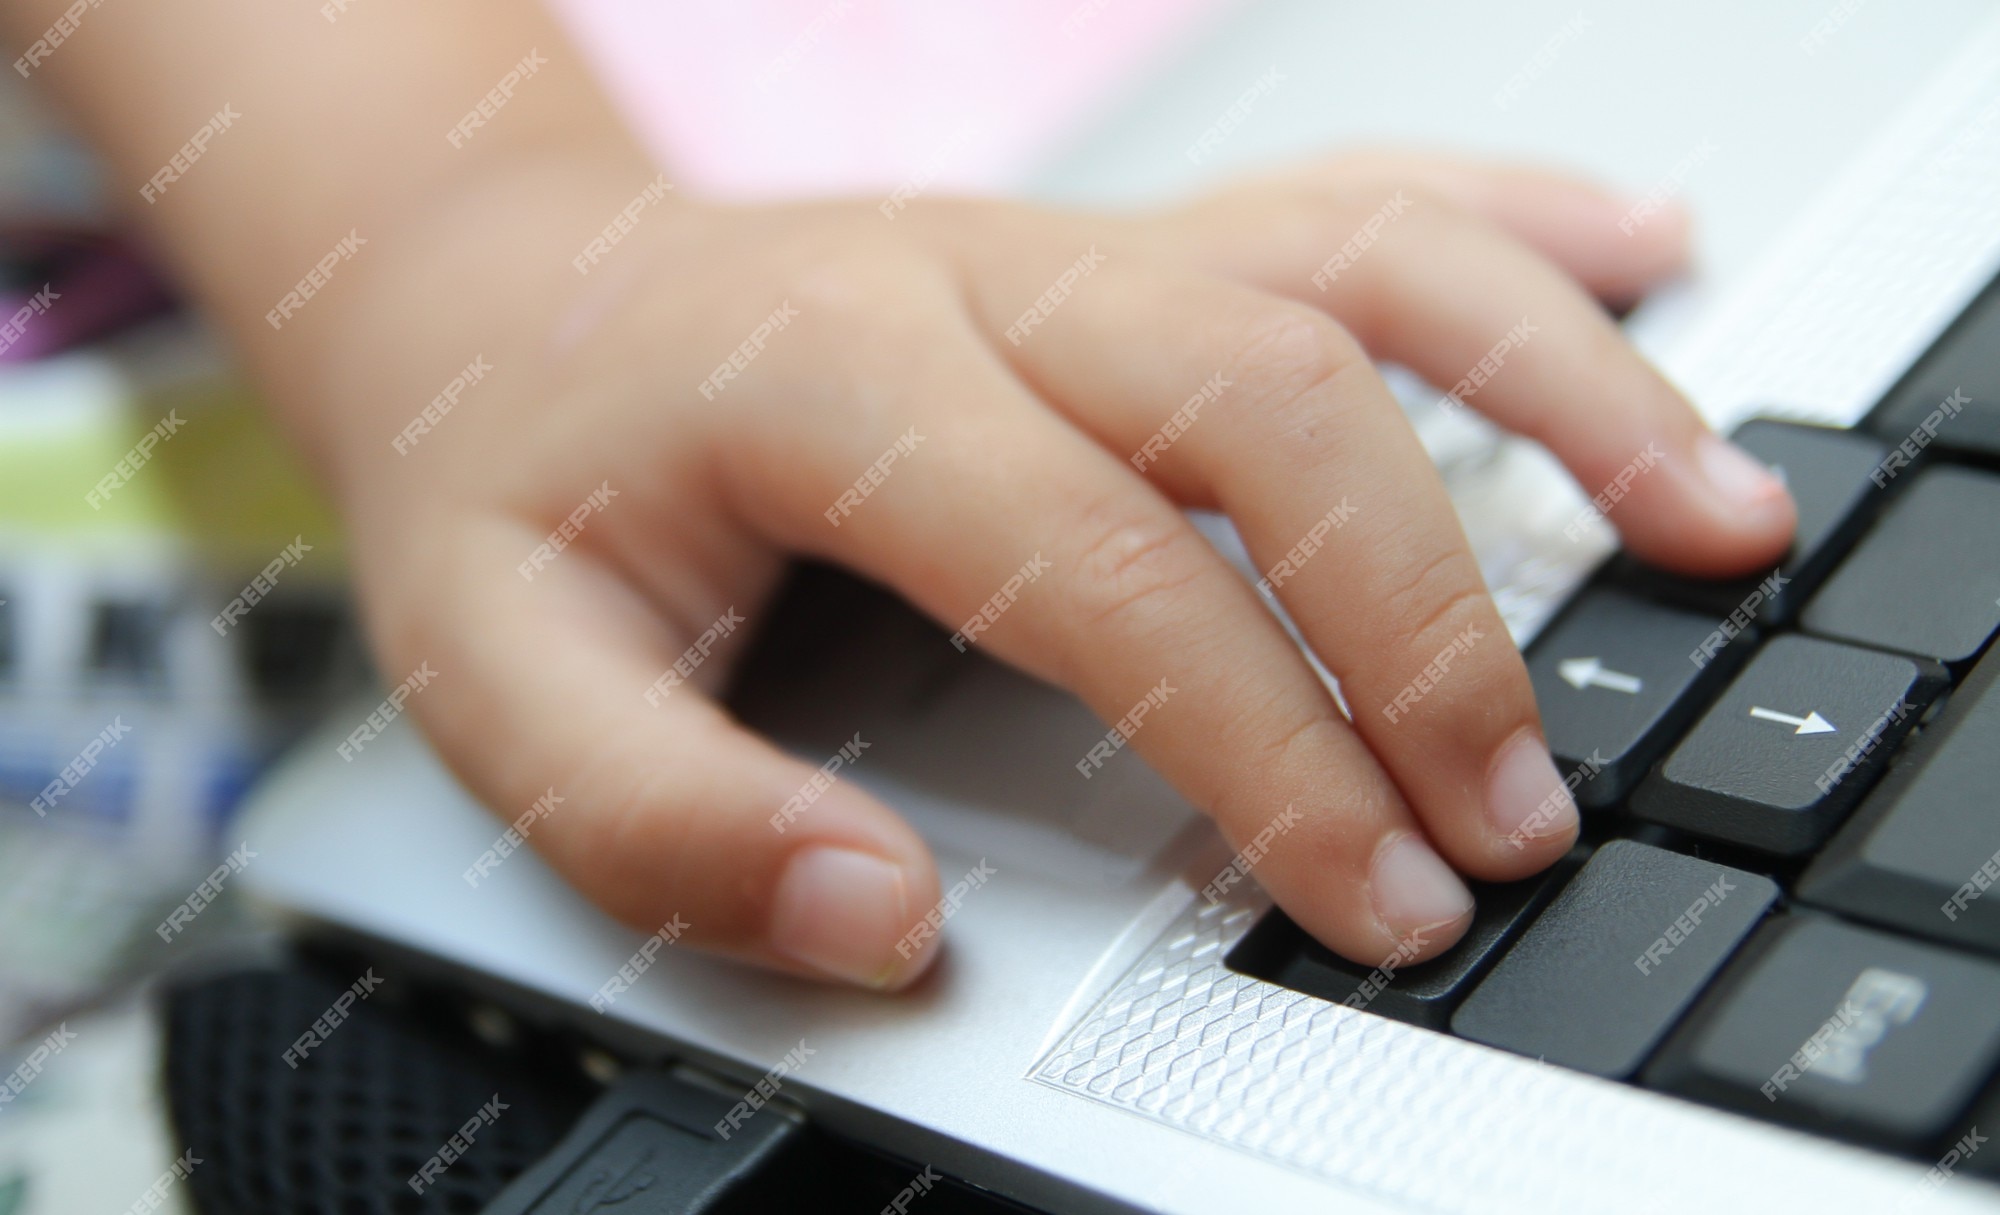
163;963;593;1215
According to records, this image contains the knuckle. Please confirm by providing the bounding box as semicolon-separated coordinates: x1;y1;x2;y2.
774;260;901;339
1221;307;1372;430
1065;502;1209;637
1216;715;1396;857
1252;711;1340;778
1365;544;1524;728
1287;168;1455;235
1375;547;1494;664
758;229;945;341
556;725;710;916
1376;180;1459;221
1300;186;1458;345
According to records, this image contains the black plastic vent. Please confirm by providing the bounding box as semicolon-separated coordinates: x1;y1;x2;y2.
162;963;593;1215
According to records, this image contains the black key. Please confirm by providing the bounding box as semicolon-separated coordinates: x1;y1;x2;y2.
1802;467;2000;668
1613;420;1889;624
1946;1090;2000;1180
1526;590;1747;807
1630;635;1944;855
1869;269;2000;460
1451;841;1777;1077
1226;863;1571;1030
1801;645;2000;953
1646;916;2000;1150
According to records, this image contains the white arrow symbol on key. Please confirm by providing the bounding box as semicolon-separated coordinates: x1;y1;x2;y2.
1558;657;1643;694
1749;706;1836;735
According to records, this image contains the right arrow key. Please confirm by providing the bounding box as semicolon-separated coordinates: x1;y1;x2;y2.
1631;635;1945;855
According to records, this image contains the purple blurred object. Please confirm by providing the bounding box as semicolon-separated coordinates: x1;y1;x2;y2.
0;230;177;362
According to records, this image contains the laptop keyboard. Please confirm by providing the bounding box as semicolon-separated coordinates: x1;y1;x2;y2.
1228;268;2000;1174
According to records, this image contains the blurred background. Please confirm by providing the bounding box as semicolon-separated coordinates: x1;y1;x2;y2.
0;0;1988;1210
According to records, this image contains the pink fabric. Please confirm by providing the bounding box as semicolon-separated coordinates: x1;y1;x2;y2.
546;0;1238;200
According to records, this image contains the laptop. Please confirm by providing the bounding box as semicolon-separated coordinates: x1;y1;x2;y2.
236;6;2000;1212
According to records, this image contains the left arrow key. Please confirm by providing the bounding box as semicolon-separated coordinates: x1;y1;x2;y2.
1526;589;1748;808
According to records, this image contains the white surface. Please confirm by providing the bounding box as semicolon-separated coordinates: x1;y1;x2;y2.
1034;0;1989;304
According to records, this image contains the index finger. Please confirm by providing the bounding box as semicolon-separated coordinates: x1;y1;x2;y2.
965;260;1581;889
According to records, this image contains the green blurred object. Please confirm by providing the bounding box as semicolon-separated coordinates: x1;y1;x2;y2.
0;336;343;569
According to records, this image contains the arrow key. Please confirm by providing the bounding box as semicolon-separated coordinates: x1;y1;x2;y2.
1526;589;1747;807
1631;635;1944;854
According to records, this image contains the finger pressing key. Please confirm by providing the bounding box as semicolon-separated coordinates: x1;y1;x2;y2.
968;261;1581;883
730;324;1478;967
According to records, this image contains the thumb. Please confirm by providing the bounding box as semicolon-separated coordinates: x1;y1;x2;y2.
369;513;944;990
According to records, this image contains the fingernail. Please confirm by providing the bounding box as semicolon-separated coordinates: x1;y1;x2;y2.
1696;432;1788;512
1369;834;1474;940
1487;730;1578;845
770;846;917;989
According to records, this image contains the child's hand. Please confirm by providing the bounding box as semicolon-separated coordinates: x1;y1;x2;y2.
313;149;1794;989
